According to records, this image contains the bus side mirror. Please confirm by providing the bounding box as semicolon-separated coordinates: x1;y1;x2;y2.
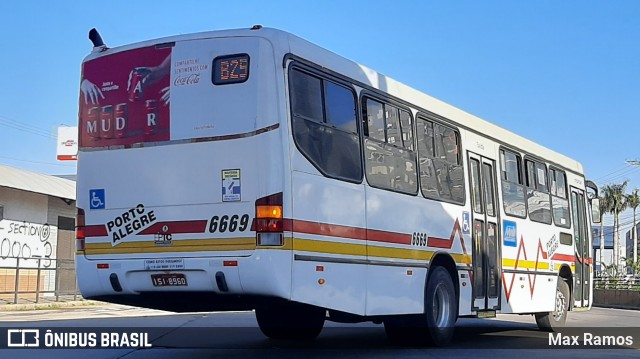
585;180;600;223
591;198;601;224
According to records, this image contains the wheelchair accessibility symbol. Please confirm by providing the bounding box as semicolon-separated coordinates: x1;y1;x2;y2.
462;211;470;234
89;189;105;210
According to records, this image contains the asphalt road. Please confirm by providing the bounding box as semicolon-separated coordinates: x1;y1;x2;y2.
0;304;639;358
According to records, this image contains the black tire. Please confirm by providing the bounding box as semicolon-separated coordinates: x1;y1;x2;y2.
535;278;570;331
255;301;325;340
384;266;457;347
423;266;457;346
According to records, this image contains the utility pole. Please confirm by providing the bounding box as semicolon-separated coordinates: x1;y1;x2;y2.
626;160;640;274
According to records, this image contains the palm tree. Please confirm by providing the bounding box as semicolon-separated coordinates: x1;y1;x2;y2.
602;181;629;272
598;195;611;270
627;189;640;266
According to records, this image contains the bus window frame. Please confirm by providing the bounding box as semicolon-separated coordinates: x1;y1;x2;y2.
523;155;553;225
498;147;528;219
360;91;419;196
288;63;364;184
549;166;572;229
415;113;466;206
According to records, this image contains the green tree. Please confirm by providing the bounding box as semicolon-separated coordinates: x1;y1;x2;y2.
627;189;640;267
602;181;628;273
598;195;611;270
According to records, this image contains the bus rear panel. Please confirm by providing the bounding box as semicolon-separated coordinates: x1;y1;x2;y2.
76;32;290;310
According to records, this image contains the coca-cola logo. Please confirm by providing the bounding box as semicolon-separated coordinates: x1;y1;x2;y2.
174;73;200;86
62;140;77;147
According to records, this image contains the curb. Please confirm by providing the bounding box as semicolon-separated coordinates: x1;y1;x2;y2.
593;304;640;311
0;300;102;312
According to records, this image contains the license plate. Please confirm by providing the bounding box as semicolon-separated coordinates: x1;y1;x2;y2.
151;273;188;287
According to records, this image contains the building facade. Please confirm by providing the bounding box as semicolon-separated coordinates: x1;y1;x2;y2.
625;223;640;273
592;225;614;273
0;165;76;300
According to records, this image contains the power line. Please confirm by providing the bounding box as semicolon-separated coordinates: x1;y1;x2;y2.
595;167;640;186
0;114;57;140
593;163;635;182
0;155;76;168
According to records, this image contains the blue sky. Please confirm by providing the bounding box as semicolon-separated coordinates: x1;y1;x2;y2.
1;1;639;228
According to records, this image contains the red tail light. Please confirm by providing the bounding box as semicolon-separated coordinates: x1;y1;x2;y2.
254;193;283;233
255;219;284;232
76;207;86;251
254;193;284;246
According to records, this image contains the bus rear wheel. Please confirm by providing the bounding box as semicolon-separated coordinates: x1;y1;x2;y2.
255;301;325;340
423;266;457;346
384;266;457;346
535;278;570;331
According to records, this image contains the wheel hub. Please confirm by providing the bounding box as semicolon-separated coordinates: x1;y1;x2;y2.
553;288;566;321
433;283;452;327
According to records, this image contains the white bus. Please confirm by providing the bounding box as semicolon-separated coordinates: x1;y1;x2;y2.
76;26;599;346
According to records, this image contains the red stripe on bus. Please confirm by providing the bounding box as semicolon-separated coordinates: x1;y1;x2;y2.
426;237;452;249
366;229;412;245
85;225;107;237
291;219;367;240
289;219;411;245
426;218;464;250
84;220;208;237
550;253;575;262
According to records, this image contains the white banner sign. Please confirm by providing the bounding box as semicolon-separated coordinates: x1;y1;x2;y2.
57;126;78;161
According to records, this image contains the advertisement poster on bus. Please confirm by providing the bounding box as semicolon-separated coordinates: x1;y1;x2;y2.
79;46;172;147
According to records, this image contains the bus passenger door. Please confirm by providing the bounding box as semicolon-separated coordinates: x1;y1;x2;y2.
468;152;501;312
571;188;591;308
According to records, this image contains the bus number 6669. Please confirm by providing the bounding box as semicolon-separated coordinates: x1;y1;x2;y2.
208;214;250;233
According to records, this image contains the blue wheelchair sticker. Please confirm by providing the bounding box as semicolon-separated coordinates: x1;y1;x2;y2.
89;189;105;210
503;220;517;247
462;211;470;234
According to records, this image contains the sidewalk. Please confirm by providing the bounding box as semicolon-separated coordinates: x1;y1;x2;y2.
0;295;99;312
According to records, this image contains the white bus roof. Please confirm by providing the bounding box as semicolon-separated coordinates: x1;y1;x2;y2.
85;27;584;174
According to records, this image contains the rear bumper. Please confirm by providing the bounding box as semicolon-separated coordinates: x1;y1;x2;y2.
76;249;293;305
86;292;262;312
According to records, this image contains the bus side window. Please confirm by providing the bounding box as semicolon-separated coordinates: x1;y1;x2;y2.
524;159;551;224
362;98;417;195
499;149;527;218
399;110;413;151
365;99;385;142
417;118;464;204
290;69;323;123
550;168;571;228
325;82;358;133
289;67;362;182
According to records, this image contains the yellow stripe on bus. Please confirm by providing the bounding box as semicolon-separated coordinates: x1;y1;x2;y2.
84;237;257;255
85;237;256;249
292;238;366;257
82;236;472;266
554;263;576;271
502;258;551;270
293;238;472;265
